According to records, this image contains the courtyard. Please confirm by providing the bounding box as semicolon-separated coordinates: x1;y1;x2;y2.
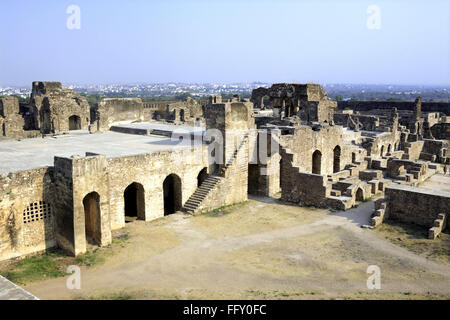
3;196;448;300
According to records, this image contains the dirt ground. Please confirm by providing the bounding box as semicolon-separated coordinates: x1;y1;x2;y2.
24;196;450;300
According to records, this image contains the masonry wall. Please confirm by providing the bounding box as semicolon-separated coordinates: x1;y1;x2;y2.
106;147;209;230
280;125;347;175
369;132;401;157
96;98;144;131
0;168;56;261
385;184;450;228
338;101;450;116
280;147;329;206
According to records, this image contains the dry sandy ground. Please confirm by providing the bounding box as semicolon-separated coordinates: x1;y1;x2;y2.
25;197;450;300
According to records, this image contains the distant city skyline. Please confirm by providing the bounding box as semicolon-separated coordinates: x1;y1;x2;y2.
0;0;449;87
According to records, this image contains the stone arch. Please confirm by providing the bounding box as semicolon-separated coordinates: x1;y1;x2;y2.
124;182;145;221
83;192;101;246
69;115;81;130
40;106;51;134
355;188;364;202
197;167;208;187
387;144;392;154
312;150;322;174
333;145;341;173
380;145;384;157
163;174;182;216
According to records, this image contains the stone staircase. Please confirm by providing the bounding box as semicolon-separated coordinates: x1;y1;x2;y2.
219;133;250;176
182;133;249;214
182;175;223;214
370;199;388;227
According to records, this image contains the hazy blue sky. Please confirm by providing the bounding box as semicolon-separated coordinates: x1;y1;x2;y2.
0;0;448;86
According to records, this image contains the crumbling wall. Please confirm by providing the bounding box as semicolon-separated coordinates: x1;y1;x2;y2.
280;125;346;175
96;98;144;131
0;168;55;261
30;82;91;134
0;97;39;139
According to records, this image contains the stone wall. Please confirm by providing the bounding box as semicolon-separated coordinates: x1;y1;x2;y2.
0;168;55;261
106;147;209;229
31;82;91;134
368;132;401;158
338;101;450;116
280;147;330;207
280;125;347;175
96;98;144;131
385;184;450;228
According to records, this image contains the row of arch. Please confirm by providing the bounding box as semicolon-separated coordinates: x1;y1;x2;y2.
83;167;208;245
312;146;342;175
379;142;399;157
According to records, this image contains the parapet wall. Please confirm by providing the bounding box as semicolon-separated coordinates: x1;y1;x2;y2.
96;98;144;131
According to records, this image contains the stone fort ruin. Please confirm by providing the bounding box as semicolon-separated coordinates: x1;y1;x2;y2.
0;81;449;261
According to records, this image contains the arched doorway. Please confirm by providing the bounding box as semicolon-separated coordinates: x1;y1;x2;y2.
180;109;185;122
83;192;101;245
333;146;341;173
197;168;208;187
312;150;322;174
387;144;392;154
163;174;182;216
380;145;384;157
124;182;145;222
69;115;81;130
356;188;364;202
41;108;51;134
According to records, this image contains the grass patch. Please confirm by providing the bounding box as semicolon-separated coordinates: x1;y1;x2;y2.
82;292;133;300
74;248;105;267
1;252;66;285
375;220;450;264
112;232;130;247
246;289;322;299
0;232;131;285
340;291;448;300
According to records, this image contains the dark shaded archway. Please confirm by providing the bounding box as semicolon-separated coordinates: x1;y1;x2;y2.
312;150;322;174
380;145;384;157
387;144;392;154
163;174;182;216
352;152;356;163
333;146;341;173
197;168;208;187
83;192;101;246
124;182;145;222
69;115;81;130
180;109;185;122
356;188;364;202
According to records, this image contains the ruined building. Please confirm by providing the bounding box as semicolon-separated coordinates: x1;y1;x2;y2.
0;82;448;261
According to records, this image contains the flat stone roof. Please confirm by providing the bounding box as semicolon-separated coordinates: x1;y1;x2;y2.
0;128;198;174
113;122;205;134
418;174;450;194
386;176;450;198
0;275;38;300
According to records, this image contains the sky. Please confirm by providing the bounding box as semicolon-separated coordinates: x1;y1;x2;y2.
0;0;449;87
